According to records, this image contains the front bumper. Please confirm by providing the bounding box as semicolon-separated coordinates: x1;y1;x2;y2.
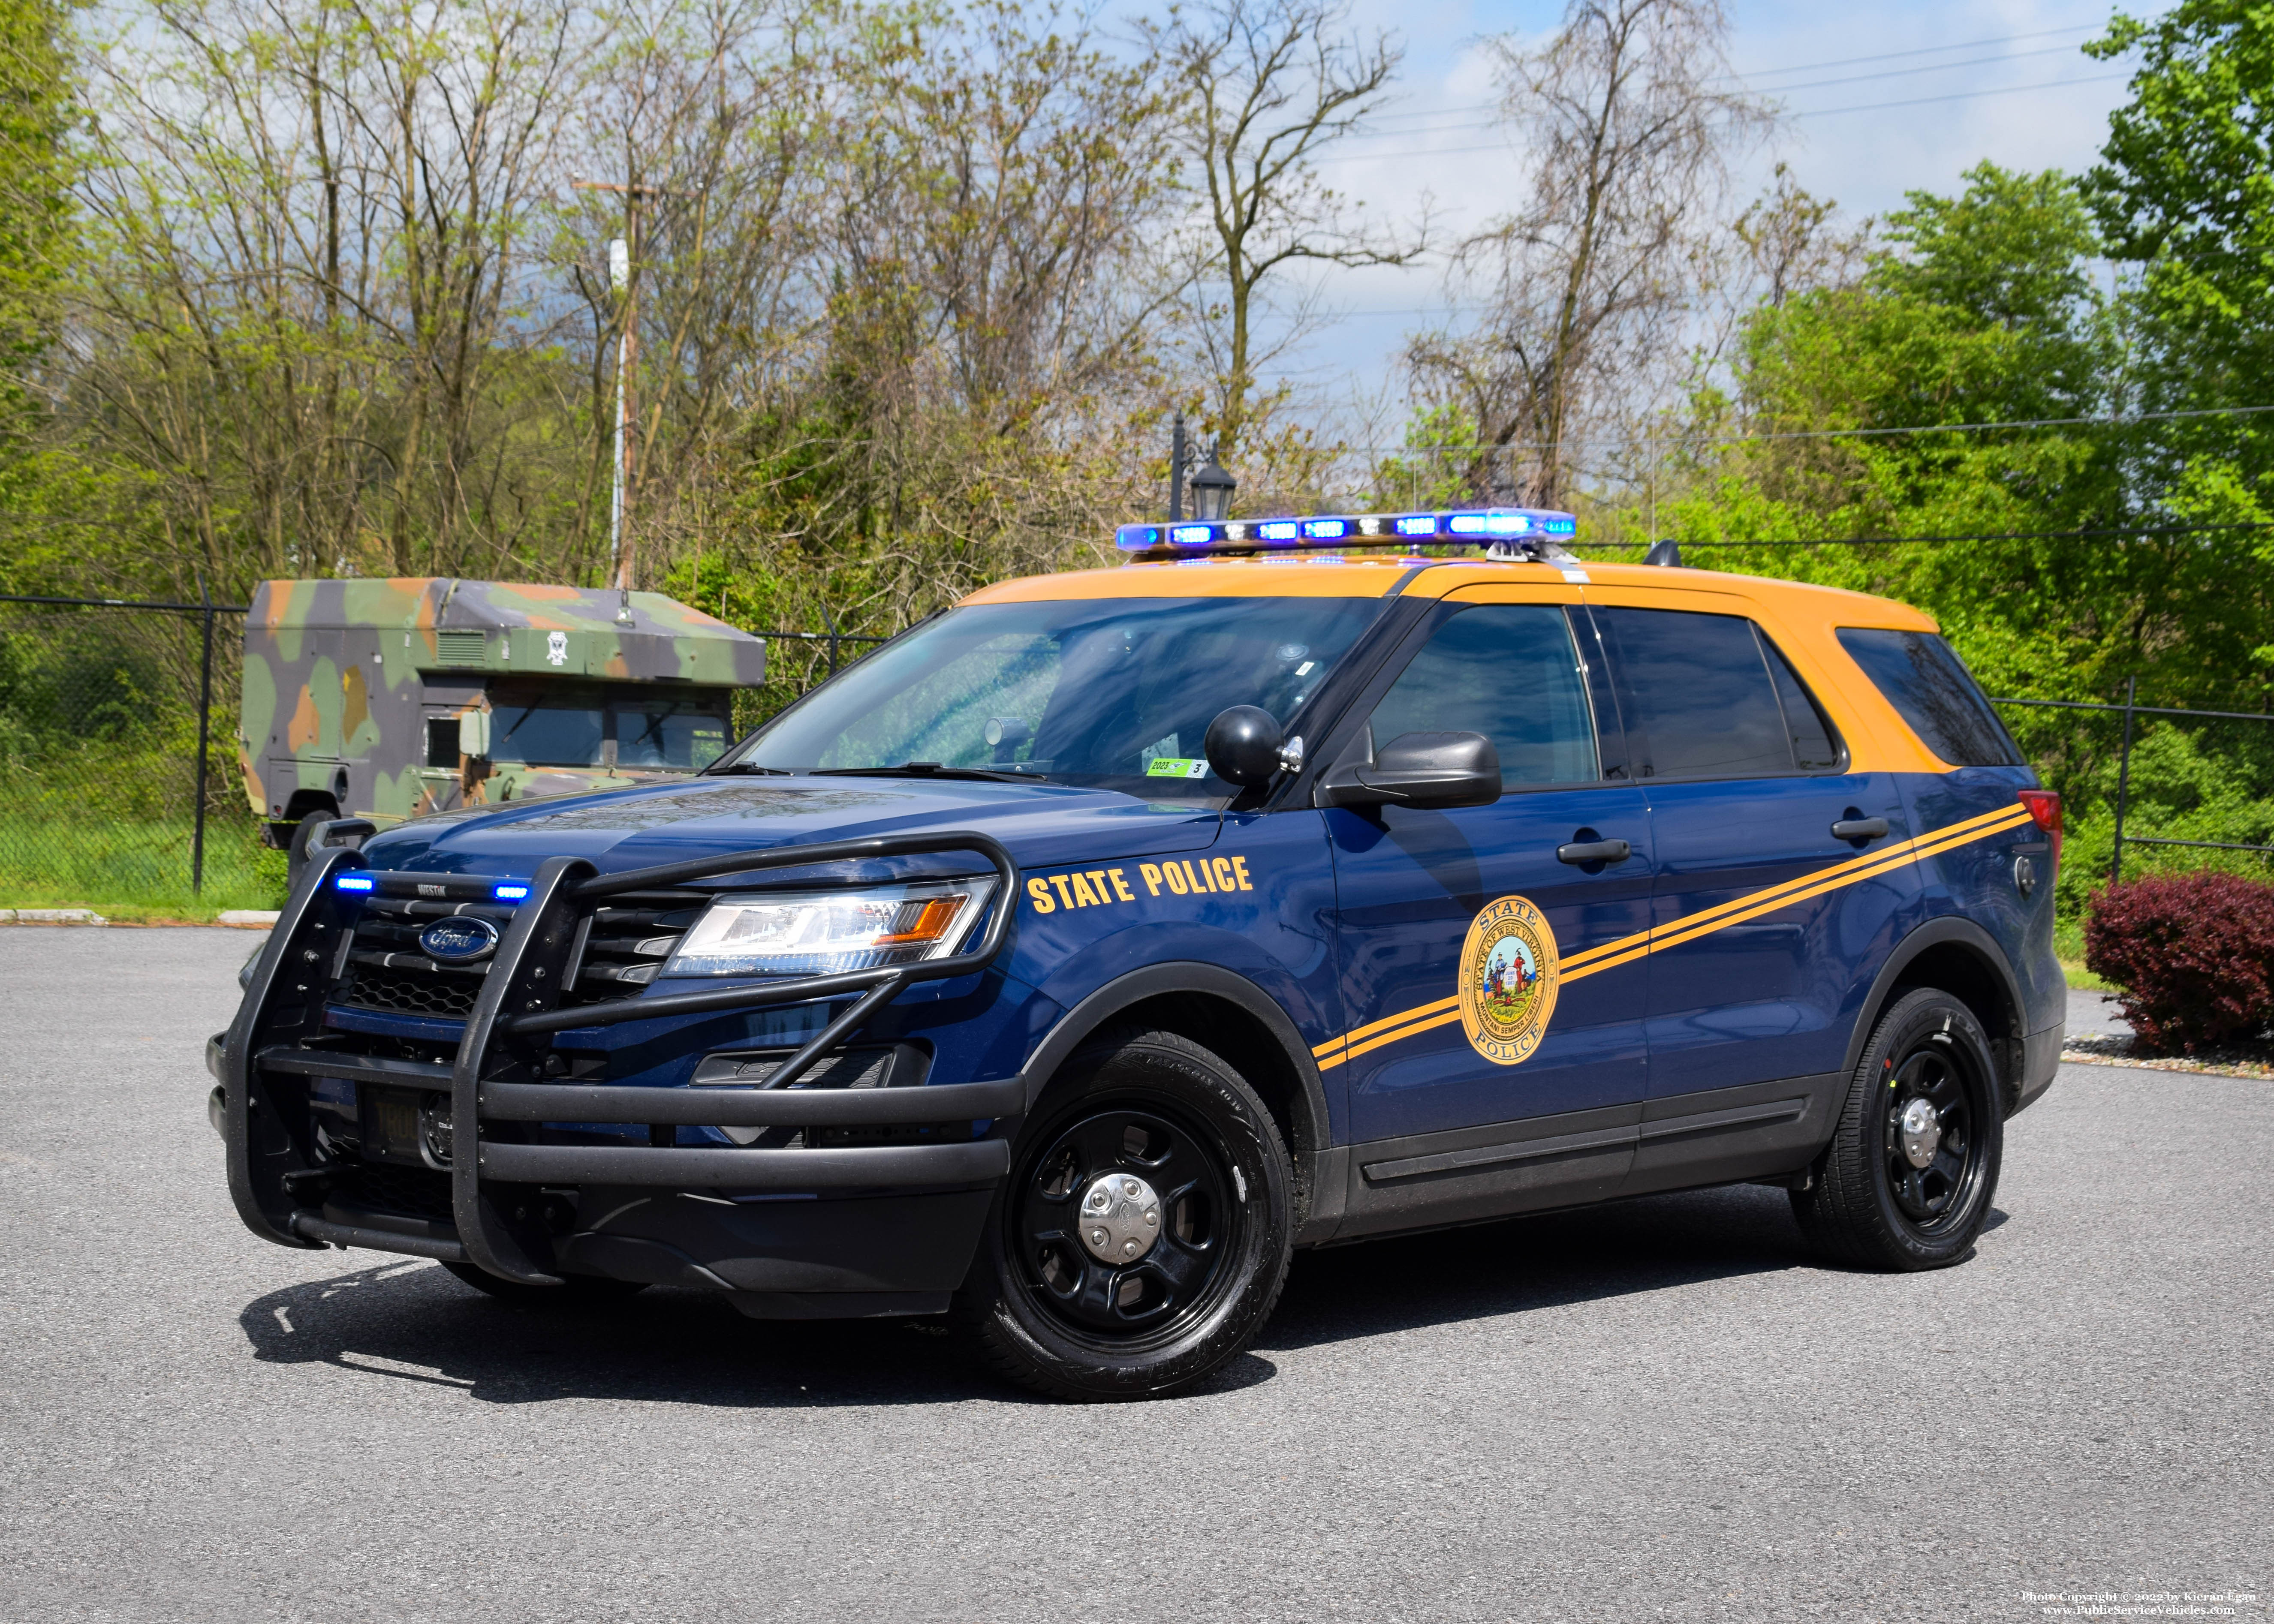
217;830;1023;1317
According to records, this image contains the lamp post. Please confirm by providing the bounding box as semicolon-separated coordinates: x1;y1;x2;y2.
1190;454;1236;521
1167;413;1236;521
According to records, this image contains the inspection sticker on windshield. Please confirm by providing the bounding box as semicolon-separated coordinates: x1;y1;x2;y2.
1146;757;1209;779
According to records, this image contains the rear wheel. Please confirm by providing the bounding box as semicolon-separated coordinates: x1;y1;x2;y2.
441;1262;649;1304
955;1027;1292;1401
1792;988;2003;1270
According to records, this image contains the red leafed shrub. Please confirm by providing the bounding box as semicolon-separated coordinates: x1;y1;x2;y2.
2084;872;2274;1054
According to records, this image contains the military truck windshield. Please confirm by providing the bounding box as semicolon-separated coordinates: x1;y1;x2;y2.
492;689;731;770
721;595;1385;797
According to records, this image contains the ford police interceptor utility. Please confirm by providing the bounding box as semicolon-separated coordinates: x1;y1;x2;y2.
209;508;2064;1400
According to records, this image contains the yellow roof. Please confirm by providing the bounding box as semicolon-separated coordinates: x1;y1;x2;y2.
962;554;1956;774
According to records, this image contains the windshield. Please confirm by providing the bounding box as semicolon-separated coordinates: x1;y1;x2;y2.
721;595;1386;798
492;688;732;770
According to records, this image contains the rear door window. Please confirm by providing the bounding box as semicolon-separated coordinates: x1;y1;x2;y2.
1596;607;1844;779
1835;628;2021;767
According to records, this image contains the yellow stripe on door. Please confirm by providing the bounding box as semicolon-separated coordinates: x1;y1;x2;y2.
1313;803;2034;1072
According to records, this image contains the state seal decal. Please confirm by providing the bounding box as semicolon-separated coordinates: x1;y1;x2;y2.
1458;895;1560;1066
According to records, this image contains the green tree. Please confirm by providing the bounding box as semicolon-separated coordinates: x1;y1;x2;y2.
2086;0;2274;679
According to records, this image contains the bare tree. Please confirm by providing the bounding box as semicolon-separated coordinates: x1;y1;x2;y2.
1408;0;1769;508
1150;0;1417;464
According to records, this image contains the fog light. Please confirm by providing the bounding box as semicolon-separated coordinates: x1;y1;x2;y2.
419;1092;454;1170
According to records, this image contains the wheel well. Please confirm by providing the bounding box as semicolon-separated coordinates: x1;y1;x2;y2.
281;790;338;824
1885;942;2024;1106
1108;991;1317;1161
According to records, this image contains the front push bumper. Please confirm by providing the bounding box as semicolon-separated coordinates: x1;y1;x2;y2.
217;829;1024;1318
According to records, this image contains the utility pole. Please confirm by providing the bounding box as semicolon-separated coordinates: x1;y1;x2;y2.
573;177;680;604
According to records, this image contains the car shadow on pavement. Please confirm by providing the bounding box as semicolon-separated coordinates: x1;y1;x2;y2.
238;1261;1028;1409
235;1184;2007;1406
1265;1181;1872;1353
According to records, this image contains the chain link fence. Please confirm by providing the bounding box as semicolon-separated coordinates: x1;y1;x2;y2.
4;590;2267;920
1991;692;2274;919
0;594;271;913
0;597;887;916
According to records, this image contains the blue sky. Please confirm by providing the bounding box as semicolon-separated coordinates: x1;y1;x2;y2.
1253;0;2170;443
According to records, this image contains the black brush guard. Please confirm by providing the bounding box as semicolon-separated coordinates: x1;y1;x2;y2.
221;827;1021;1286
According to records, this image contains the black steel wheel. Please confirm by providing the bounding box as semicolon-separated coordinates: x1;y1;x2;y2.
1018;1103;1235;1338
955;1026;1292;1401
1792;987;2004;1270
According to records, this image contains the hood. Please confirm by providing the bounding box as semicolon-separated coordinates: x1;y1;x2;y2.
355;773;1224;882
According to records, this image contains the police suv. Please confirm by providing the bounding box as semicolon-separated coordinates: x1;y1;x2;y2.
211;509;2064;1400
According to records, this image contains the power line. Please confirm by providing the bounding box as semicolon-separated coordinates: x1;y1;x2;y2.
1326;72;2134;162
1326;402;2274;457
1788;69;2127;118
1361;42;2096;143
1352;20;2111;132
1728;21;2100;81
1572;521;2274;550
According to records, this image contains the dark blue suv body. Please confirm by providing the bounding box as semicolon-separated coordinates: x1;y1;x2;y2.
211;535;2063;1399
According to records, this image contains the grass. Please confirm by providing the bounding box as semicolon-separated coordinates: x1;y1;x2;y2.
0;814;287;919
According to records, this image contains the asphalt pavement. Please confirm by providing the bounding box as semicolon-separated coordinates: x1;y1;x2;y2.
0;927;2265;1623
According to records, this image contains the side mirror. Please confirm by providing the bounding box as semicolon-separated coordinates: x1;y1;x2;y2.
458;706;491;759
1315;730;1501;810
1204;705;1283;787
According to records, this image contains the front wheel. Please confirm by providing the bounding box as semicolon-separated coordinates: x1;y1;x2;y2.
955;1027;1293;1401
1792;987;2004;1270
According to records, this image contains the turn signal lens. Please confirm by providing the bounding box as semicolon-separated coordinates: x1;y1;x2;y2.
2017;790;2061;870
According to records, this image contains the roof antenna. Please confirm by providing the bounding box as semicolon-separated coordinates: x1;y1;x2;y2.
615;584;636;626
1644;538;1682;567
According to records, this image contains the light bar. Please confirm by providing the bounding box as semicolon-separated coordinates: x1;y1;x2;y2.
493;882;530;902
334;874;374;893
1115;508;1578;556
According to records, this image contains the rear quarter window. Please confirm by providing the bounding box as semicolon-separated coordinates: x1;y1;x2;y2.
1835;628;2022;767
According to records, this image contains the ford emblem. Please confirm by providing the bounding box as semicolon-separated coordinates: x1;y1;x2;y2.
419;916;500;964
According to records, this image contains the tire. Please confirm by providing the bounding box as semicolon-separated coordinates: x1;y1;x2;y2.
954;1026;1293;1401
284;809;336;891
1792;987;2004;1270
440;1261;649;1304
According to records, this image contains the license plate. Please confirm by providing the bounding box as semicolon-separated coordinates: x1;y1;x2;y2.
366;1087;422;1161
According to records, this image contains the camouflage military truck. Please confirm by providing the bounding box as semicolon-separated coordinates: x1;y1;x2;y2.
240;579;766;868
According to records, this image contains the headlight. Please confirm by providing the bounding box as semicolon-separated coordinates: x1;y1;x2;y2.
664;880;995;977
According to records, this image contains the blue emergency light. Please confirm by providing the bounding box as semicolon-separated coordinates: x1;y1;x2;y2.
334;874;374;893
493;883;530;902
1115;507;1578;556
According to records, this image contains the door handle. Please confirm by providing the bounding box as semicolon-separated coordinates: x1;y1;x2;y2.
1557;838;1632;866
1831;817;1889;841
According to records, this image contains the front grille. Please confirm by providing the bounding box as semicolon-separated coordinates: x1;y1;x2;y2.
323;881;700;1020
563;894;701;1006
344;962;485;1017
334;895;513;1019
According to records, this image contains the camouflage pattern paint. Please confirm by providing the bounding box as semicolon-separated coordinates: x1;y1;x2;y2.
239;578;767;836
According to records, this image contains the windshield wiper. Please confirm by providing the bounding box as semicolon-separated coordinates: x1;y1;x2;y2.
705;762;797;776
810;761;1039;784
